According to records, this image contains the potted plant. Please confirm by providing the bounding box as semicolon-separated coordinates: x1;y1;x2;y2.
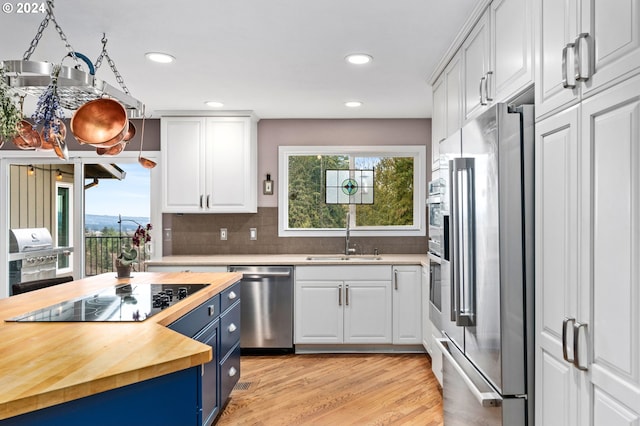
115;244;138;278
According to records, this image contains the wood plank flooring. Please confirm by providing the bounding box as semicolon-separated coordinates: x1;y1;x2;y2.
217;353;443;426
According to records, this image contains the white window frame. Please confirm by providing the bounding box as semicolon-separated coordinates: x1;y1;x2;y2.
278;145;426;237
55;181;74;275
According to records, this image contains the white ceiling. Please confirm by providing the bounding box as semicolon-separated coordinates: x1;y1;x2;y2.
1;0;477;119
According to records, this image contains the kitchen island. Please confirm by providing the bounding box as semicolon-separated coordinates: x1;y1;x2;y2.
0;271;241;424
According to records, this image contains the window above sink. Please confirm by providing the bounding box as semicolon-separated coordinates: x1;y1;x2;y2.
278;145;426;237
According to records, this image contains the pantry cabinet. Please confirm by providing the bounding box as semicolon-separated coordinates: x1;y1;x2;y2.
535;73;640;426
534;0;640;119
161;116;257;213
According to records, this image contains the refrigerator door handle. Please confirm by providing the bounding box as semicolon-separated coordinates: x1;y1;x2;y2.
450;157;477;326
562;317;575;363
435;338;503;407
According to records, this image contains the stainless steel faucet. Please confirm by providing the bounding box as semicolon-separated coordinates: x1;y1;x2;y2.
345;212;356;255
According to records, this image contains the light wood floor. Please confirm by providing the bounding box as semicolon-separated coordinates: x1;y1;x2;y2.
217;352;443;426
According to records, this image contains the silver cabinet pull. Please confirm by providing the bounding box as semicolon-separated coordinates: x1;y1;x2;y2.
206;194;210;208
562;43;576;89
573;33;593;82
208;305;216;316
484;71;493;102
228;291;237;300
479;76;487;105
338;284;342;306
562;317;575;363
228;323;237;333
200;195;204;208
345;284;350;306
573;322;588;371
394;269;398;290
228;366;237;377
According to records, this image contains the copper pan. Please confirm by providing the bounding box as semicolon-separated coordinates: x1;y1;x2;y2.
71;98;128;146
12;119;42;149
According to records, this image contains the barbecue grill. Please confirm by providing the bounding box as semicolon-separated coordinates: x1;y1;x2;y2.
8;228;73;294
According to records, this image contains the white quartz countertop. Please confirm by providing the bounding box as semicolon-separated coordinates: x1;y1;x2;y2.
147;253;429;267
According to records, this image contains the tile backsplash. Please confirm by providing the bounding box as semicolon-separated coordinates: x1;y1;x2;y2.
163;208;427;256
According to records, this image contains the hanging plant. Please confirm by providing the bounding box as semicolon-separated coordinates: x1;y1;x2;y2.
32;64;65;141
0;65;21;143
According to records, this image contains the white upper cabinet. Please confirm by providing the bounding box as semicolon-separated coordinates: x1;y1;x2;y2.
455;0;534;122
490;0;534;101
535;0;640;119
161;116;257;213
445;52;463;137
431;75;446;170
462;8;492;121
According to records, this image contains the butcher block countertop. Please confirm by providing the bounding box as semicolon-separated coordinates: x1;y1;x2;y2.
0;272;241;421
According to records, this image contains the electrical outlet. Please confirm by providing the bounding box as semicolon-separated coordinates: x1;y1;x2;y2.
163;228;172;241
220;228;227;241
250;228;257;240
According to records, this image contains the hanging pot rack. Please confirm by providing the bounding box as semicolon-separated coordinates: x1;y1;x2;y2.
1;0;144;118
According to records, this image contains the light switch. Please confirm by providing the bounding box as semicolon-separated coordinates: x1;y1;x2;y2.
250;228;257;240
220;228;227;241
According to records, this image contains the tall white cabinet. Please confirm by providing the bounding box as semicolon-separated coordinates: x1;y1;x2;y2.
534;0;640;420
161;115;257;213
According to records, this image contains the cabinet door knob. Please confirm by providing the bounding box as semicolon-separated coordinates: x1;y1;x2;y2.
208;305;216;316
228;323;237;333
228;291;237;300
228;366;237;377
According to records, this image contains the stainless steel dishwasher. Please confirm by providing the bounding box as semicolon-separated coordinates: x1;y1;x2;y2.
228;265;294;351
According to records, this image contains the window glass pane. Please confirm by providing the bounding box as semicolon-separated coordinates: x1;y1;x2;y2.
356;157;414;226
288;155;348;229
286;153;415;230
57;186;70;269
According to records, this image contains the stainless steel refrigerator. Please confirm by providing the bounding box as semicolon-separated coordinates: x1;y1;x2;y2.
435;103;534;425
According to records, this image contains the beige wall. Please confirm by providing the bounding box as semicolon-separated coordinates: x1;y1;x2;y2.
257;118;431;208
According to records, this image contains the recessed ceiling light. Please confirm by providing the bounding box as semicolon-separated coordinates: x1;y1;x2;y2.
145;52;175;63
345;53;373;65
345;101;362;108
205;101;224;108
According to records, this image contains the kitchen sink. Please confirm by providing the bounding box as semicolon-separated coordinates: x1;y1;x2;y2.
305;255;383;261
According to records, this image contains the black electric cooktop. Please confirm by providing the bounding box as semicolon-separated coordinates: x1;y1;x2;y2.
5;283;210;322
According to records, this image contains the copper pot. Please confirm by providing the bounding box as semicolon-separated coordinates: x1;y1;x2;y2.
40;120;67;150
96;141;126;156
71;98;128;147
123;121;136;142
13;119;42;149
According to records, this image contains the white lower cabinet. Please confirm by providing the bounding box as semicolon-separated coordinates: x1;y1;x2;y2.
295;266;392;344
392;265;422;344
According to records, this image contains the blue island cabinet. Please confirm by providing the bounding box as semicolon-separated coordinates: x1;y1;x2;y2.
169;279;241;425
2;280;241;426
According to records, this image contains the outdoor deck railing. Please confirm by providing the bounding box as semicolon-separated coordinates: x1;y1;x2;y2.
84;235;133;276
